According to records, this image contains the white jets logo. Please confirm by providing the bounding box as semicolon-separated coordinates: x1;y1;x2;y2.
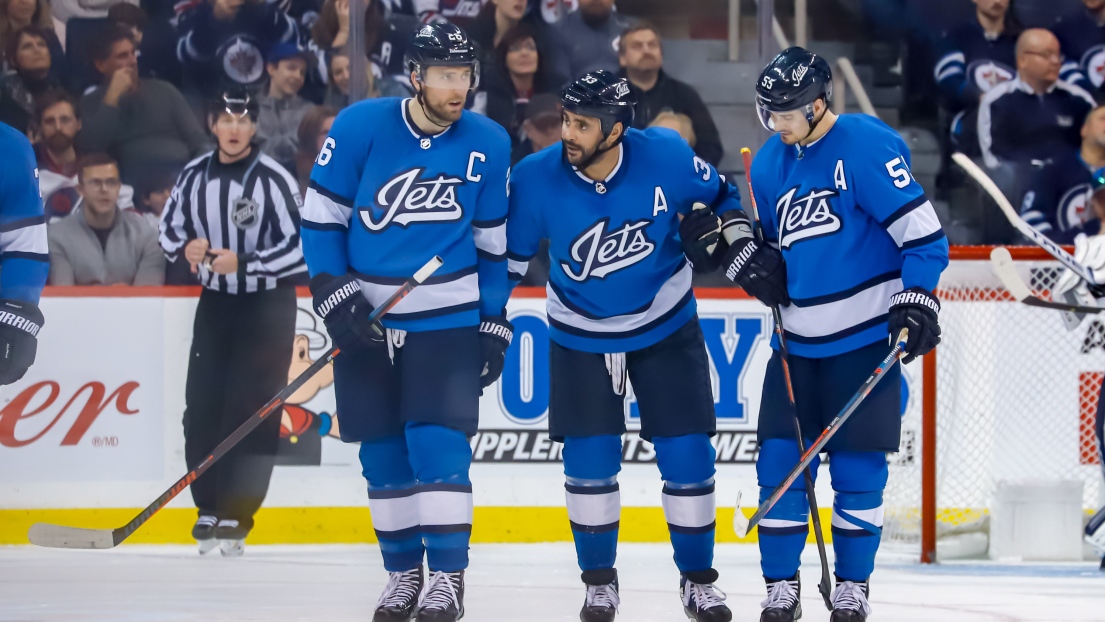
776;186;841;249
792;64;808;83
562;218;655;282
361;167;465;231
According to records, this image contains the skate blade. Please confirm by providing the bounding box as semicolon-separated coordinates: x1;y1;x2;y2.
219;539;244;557
197;539;218;555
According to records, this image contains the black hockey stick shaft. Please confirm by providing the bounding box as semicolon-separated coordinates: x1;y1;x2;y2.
736;331;908;537
51;256;442;548
740;148;832;610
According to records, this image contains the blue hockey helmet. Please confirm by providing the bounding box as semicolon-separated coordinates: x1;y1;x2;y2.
755;46;833;132
560;70;636;139
405;22;480;89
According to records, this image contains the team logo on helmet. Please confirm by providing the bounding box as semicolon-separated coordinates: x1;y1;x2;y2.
231;197;261;229
792;64;808;84
362;167;465;231
561;217;655;282
614;82;630;99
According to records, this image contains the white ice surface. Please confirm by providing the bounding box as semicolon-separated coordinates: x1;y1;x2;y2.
2;543;1104;621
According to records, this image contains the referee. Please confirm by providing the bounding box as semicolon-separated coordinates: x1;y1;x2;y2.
159;88;307;556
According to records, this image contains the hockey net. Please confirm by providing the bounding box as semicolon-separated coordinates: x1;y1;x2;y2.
882;246;1105;562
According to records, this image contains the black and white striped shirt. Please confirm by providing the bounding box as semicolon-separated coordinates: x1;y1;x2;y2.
159;149;307;294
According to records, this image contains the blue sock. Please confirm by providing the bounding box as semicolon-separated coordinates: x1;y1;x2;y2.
562;435;622;572
405;422;473;572
654;434;717;575
360;437;424;572
829;451;888;582
756;439;818;580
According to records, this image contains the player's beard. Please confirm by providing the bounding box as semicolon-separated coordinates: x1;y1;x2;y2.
562;137;602;169
419;90;463;127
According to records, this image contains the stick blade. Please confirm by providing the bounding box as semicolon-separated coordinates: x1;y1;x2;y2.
990;246;1033;302
28;523;117;549
733;491;751;538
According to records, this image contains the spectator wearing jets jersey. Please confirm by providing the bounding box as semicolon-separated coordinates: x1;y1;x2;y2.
1020;104;1105;242
159;88;307;557
1053;0;1105;100
933;0;1020;156
978;28;1095;170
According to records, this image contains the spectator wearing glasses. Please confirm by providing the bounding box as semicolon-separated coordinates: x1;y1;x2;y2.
47;153;165;286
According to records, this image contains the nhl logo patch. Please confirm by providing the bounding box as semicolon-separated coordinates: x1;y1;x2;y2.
595;182;607;195
420;138;432;150
231;197;260;229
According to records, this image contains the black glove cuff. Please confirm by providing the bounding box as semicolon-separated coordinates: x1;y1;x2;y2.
479;317;514;348
889;287;940;316
310;274;363;319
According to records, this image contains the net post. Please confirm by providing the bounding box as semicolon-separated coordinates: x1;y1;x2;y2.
921;347;938;564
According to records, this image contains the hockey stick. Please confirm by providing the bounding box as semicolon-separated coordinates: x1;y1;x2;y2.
28;256;445;549
737;147;832;610
990;247;1103;314
734;329;909;538
952;152;1097;284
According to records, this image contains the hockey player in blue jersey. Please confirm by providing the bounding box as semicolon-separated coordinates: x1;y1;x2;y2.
0;125;48;386
720;49;949;621
507;70;747;622
300;23;512;622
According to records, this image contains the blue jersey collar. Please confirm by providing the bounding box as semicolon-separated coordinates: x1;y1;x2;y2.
568;143;627;196
402;98;453;148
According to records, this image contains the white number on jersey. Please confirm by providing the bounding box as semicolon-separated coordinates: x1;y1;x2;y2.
884;156;913;189
692;156;712;181
317;137;336;166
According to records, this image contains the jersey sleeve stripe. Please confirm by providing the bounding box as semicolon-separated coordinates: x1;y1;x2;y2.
1;250;49;262
0;222;47;255
884;200;944;248
302;187;352;228
935;66;964;82
472;215;507;228
900;229;947;251
476;248;507;262
877;194;929;228
307;180;354;208
472;221;506;257
934;52;966;76
301;220;348;232
0;215;46;232
508;258;530;280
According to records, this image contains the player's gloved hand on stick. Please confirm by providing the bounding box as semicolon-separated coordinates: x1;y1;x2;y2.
310;273;384;354
1055;233;1105;298
888;287;941;364
680;203;724;273
0;299;43;385
478;316;514;391
722;234;790;307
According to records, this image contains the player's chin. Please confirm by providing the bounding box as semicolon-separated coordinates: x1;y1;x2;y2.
777;132;799;145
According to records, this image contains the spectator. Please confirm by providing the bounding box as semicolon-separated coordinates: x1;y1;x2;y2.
648;110;695;147
1021;105;1105;241
324;46;403;107
549;0;632;80
1;27;65;118
934;0;1019;155
176;0;299;95
257;42;312;172
410;0;486;30
52;0;138;22
1053;0;1105;99
108;2;179;83
47;153;165;286
484;25;563;150
310;0;416;98
33;89;82;221
469;0;555;65
293;104;335;190
78;27;208;187
130;173;175;230
0;0;63;71
511;90;559;164
618;22;722;166
979;28;1095;169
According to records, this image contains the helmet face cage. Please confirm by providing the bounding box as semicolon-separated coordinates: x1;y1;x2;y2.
755;79;832;133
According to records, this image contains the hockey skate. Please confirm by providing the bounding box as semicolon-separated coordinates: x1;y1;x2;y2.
1084;505;1105;569
416;570;464;621
373;567;423;622
759;574;801;621
215;519;246;557
579;569;620;622
679;570;731;622
191;515;218;555
829;580;871;621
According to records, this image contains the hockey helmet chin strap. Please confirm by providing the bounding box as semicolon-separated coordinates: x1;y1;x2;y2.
414;85;454;130
795;98;828;159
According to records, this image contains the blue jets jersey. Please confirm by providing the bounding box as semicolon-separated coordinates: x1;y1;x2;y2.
1054;9;1105;95
507;127;746;353
752;114;949;359
1020;152;1101;243
301;97;512;332
0;124;48;304
934;21;1017;112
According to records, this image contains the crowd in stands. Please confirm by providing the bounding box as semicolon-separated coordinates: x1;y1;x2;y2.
20;0;1105;290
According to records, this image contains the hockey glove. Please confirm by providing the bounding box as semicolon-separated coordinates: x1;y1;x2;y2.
310;273;385;355
888;287;941;364
680;203;725;273
0;299;43;385
479;316;514;391
721;222;790;308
